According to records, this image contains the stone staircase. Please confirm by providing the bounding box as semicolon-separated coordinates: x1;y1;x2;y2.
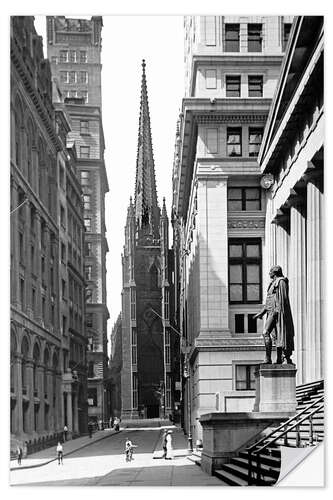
212;379;324;486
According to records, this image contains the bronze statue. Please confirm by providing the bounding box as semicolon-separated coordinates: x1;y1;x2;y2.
253;265;295;364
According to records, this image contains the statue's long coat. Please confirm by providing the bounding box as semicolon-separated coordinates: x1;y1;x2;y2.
272;277;295;354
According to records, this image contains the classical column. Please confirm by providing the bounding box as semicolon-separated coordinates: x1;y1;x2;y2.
15;355;23;435
35;211;43;323
275;222;290;277
11;179;20;308
289;201;307;384
26;359;35;434
66;390;73;437
306;179;324;382
73;392;79;434
37;364;44;433
24;200;32;316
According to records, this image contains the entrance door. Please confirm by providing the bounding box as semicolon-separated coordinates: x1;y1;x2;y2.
146;405;159;418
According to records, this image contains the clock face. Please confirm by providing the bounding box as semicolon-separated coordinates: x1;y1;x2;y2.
260;174;274;189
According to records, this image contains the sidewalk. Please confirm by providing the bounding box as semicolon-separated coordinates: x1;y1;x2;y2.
10;428;121;471
153;426;190;459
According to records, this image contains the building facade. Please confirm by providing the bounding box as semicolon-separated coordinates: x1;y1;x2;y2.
120;61;180;420
258;16;324;386
10;16;86;452
172;16;292;441
46;16;110;424
109;314;122;419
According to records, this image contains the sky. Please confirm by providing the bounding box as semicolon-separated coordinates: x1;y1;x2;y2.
34;15;184;337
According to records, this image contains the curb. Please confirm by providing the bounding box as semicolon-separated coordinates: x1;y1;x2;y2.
10;430;122;471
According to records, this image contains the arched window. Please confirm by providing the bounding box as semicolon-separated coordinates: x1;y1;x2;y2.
10;330;17;393
26;118;34;186
149;263;159;289
52;353;58;408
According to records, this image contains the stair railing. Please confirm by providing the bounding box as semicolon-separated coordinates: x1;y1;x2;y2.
247;395;324;485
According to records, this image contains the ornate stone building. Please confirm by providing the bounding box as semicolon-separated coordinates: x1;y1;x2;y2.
47;16;110;424
120;61;180;420
258;16;324;385
172;16;292;441
10;16;86;452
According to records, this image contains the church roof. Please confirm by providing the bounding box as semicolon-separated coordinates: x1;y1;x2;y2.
134;60;160;240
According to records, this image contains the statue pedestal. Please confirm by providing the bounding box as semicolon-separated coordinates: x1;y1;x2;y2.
253;364;297;413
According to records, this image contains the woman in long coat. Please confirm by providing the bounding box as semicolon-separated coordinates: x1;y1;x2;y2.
165;430;174;460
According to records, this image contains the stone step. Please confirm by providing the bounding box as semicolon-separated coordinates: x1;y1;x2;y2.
231;456;280;480
216;463;275;486
214;468;249;486
239;450;281;468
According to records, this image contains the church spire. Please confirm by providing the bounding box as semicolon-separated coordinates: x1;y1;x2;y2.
134;59;160;240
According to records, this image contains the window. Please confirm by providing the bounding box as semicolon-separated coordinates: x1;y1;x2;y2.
248;314;257;333
229;239;262;303
80;170;89;185
80;121;89;135
81;90;88;103
60;205;65;227
60;71;68;83
59;50;68;63
235;314;244;333
80;146;90;159
87;387;97;405
205;69;217;89
62;279;66;299
69;50;76;62
62;315;67;335
85;242;92;256
86;313;93;328
86;288;92;303
226;75;241;97
225;24;240;52
51;56;58;64
283;23;292;51
42;297;46;322
249;128;263;156
32;287;36;312
83;194;91;210
248;75;263;97
166;374;172;408
130;288;136;319
85;265;92;281
228;187;261;211
68;71;76;84
248;24;262;52
227;128;242;156
20;278;25;308
165;329;171;364
61;242;66;262
132;373;138;409
79;50;87;63
88;337;93;351
78;71;88;84
236;365;258;390
132;328;137;365
84;218;91;232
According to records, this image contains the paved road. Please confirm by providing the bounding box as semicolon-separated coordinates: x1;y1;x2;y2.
10;428;222;486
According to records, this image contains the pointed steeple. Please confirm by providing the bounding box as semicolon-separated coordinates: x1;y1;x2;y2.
134;59;160;240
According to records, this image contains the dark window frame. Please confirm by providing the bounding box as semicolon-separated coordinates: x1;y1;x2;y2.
235;364;258;390
248;23;262;52
225;23;240;52
248;75;263;97
283;23;292;51
227;187;261;211
227;127;242;157
226;75;241;97
228;238;262;304
248;127;264;157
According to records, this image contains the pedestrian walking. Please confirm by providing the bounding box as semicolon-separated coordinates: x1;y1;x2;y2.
63;425;68;441
109;416;114;429
88;420;93;438
125;437;137;462
56;442;64;465
165;430;174;460
162;430;168;459
114;417;120;431
16;445;22;466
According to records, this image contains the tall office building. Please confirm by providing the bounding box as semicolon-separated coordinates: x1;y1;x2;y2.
172;16;292;441
47;16;110;424
10;16;86;453
120;61;180;420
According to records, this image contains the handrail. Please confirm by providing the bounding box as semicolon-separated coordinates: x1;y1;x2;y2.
248;402;324;485
254;402;324;455
247;395;324;453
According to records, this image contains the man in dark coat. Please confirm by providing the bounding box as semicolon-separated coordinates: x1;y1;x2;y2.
253;265;295;364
